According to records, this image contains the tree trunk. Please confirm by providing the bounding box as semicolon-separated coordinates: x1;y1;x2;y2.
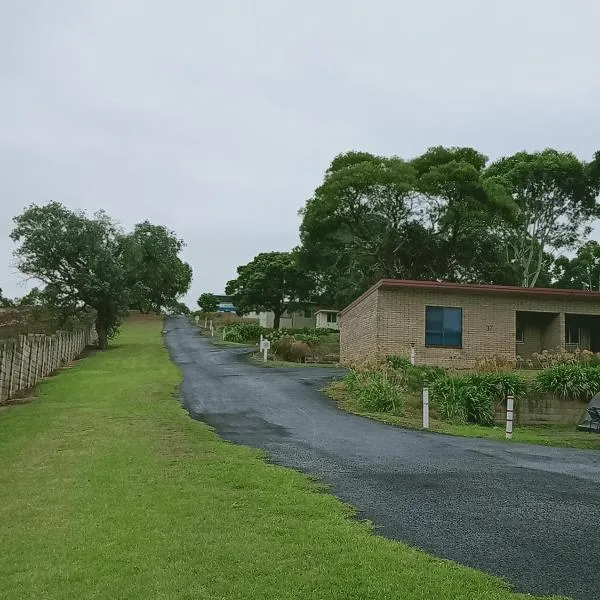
273;311;281;330
95;318;108;350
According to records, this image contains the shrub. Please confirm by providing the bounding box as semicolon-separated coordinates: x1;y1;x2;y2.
272;337;312;362
385;355;446;391
473;372;528;403
534;364;600;401
345;369;405;413
432;371;527;426
225;322;267;343
432;376;478;423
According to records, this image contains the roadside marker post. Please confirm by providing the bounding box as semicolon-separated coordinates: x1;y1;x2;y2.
422;383;429;429
259;337;271;362
506;395;514;439
204;317;208;328
210;321;214;337
410;342;416;366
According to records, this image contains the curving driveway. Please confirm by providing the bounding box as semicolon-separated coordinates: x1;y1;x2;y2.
165;316;600;600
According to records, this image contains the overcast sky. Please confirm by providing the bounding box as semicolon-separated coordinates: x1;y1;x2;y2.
2;0;599;305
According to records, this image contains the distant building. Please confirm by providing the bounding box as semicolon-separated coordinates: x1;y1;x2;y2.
340;279;600;368
215;295;236;313
315;309;339;330
245;306;317;329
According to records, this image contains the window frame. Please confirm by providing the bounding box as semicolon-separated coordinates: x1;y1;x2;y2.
566;325;581;345
516;324;524;344
326;312;337;323
425;306;463;349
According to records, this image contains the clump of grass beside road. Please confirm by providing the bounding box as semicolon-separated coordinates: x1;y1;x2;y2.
0;318;556;600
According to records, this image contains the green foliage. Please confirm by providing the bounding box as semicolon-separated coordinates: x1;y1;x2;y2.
385;355;445;391
553;241;600;291
432;376;491;424
298;147;516;308
432;372;528;426
197;292;219;313
11;202;129;349
224;322;266;343
345;369;405;413
122;221;192;313
10;203;191;349
534;364;600;401
0;288;15;308
226;251;313;329
485;149;600;287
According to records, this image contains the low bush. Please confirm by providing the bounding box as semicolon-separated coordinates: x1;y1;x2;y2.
345;369;405;413
534;364;600;401
385;355;445;391
432;372;528;426
272;337;312;362
224;322;266;343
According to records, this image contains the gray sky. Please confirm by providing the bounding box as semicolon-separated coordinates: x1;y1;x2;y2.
2;0;599;306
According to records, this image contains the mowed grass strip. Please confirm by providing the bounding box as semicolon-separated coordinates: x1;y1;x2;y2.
0;320;561;600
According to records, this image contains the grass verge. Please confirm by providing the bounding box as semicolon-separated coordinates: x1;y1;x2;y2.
327;381;600;450
0;319;561;599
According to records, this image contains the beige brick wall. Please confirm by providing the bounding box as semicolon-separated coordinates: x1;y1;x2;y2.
377;288;515;367
341;284;600;368
339;289;378;363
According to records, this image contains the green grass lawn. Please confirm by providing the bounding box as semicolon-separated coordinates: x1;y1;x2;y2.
327;381;600;450
0;319;562;599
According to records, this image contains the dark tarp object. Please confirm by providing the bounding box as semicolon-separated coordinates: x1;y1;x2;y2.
576;392;600;432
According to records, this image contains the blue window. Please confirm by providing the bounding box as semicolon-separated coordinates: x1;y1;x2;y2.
425;306;462;347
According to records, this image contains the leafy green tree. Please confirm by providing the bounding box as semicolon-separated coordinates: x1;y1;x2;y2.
15;287;43;307
553;242;600;291
485;149;600;287
0;288;15;308
165;300;191;315
299;147;515;307
11;202;130;349
122;221;192;313
197;292;219;313
225;252;312;329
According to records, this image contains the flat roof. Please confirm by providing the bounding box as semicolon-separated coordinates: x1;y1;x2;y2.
340;279;600;316
315;309;339;314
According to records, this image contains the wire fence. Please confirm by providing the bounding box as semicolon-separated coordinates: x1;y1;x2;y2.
0;325;97;404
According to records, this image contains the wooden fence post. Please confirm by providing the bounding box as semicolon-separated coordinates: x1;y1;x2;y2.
0;343;8;403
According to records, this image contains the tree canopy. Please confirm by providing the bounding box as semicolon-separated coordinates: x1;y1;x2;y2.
122;221;192;314
197;293;219;313
485;149;600;287
297;146;600;307
10;202;192;349
225;252;312;329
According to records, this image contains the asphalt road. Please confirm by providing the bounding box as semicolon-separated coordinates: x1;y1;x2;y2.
165;317;600;600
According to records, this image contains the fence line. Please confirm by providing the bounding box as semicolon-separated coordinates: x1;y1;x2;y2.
0;325;97;404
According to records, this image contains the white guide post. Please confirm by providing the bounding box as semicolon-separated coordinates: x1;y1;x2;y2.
422;385;429;429
506;395;514;439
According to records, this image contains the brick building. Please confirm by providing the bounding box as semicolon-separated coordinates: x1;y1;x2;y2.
339;279;600;368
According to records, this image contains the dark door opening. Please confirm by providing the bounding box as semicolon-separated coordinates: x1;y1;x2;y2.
591;327;600;353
